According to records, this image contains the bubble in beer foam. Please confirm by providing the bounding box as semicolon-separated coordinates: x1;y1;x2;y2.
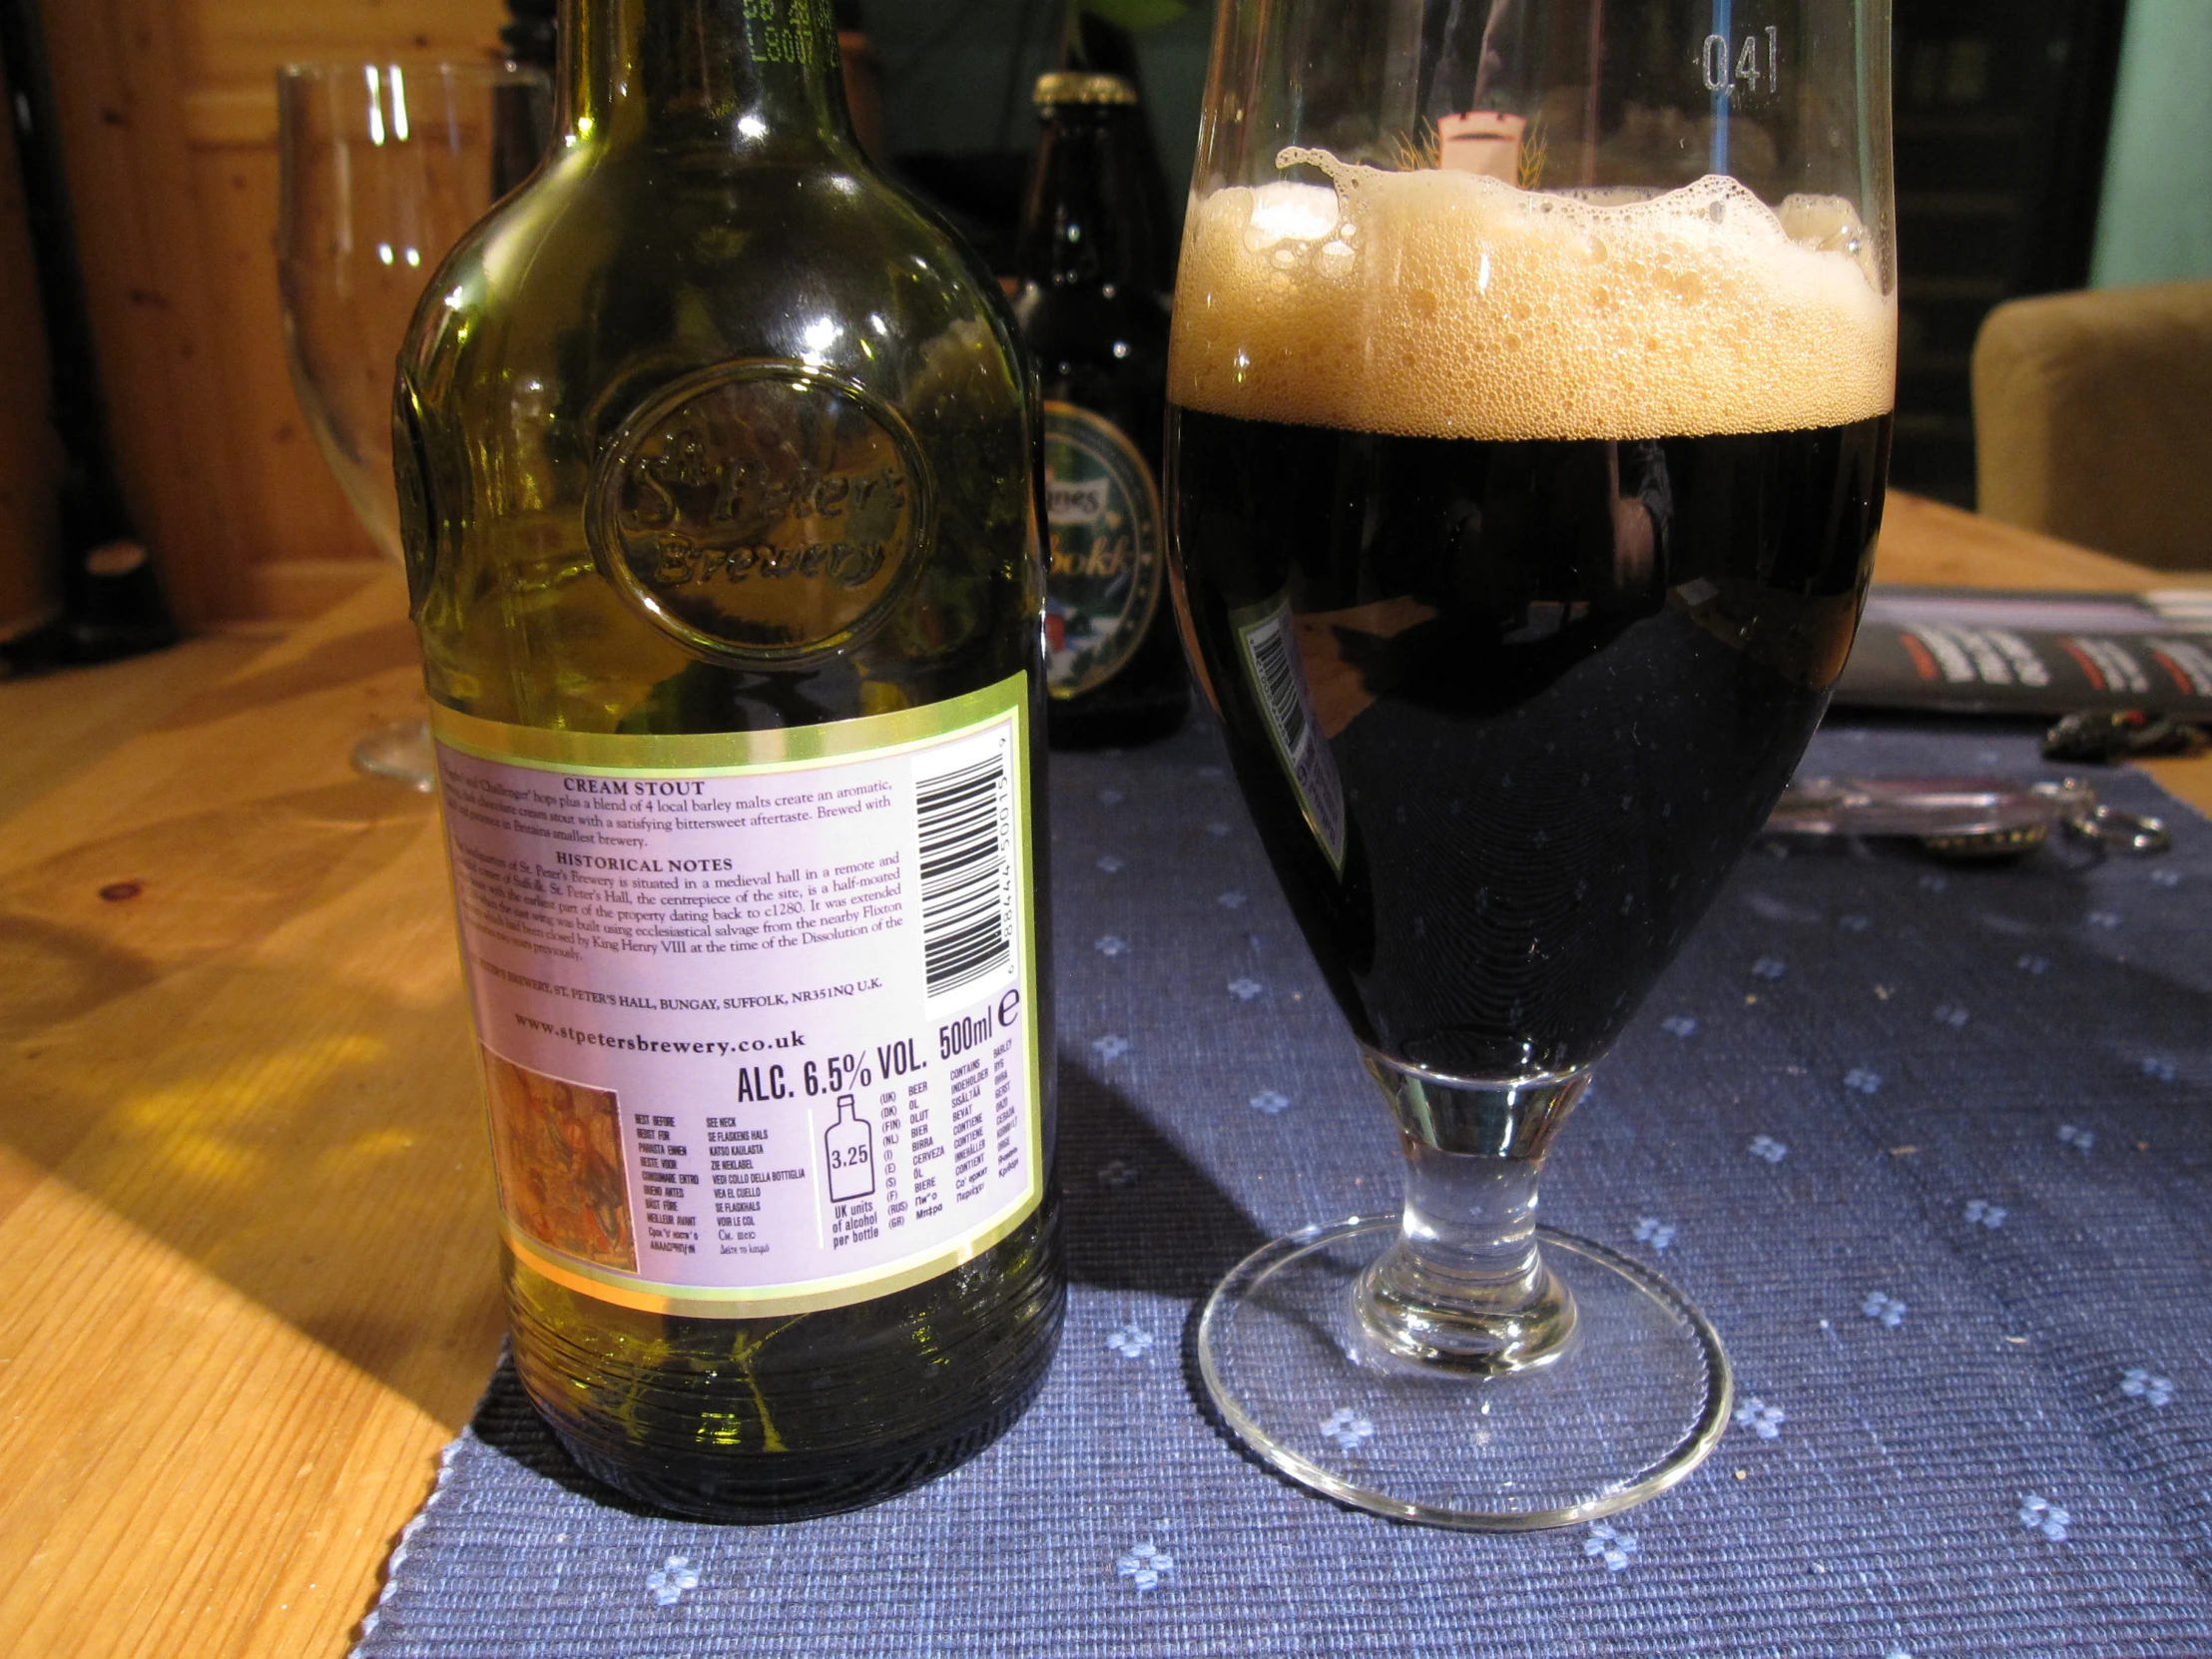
1168;147;1896;442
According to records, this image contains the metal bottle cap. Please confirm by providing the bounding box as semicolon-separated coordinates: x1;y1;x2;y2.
1033;71;1138;108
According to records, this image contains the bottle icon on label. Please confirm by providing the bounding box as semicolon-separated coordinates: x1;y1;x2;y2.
825;1095;876;1203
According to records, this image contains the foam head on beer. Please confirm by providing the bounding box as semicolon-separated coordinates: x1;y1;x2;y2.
1169;148;1896;442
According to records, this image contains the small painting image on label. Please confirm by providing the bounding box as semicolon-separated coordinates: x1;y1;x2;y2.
1043;400;1164;699
481;1048;638;1272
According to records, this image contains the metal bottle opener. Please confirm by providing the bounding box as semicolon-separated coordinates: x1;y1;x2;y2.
1766;777;2171;859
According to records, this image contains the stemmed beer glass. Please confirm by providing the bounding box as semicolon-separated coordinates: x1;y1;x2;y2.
277;60;547;788
1167;0;1896;1526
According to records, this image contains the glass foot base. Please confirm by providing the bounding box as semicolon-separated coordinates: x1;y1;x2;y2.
1197;1217;1731;1530
351;718;437;793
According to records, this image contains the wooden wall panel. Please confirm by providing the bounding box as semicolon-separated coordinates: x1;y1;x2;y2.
39;0;251;624
192;143;384;619
188;0;506;87
40;0;505;625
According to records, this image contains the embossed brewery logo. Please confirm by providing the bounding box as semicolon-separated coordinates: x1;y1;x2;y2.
589;363;931;662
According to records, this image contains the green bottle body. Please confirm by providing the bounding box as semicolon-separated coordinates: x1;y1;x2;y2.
397;0;1062;1519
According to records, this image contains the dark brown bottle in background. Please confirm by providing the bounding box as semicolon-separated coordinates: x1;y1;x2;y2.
1012;71;1187;749
0;0;178;672
491;0;558;197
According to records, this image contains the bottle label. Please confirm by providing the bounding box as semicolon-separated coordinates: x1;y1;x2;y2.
1042;400;1164;699
586;360;932;668
431;674;1043;1319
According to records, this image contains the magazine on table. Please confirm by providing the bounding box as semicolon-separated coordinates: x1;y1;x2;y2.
1834;587;2212;717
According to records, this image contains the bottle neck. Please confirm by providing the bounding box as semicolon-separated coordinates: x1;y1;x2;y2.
557;0;854;154
1017;104;1158;292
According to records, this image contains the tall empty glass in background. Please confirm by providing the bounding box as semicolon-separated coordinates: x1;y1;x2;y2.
277;60;548;787
1168;0;1895;1526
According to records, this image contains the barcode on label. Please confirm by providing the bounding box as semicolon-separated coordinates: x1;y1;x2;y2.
1236;599;1348;870
1248;621;1309;754
915;747;1013;996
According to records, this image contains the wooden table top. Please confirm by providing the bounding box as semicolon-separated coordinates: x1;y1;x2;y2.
1;494;2206;1657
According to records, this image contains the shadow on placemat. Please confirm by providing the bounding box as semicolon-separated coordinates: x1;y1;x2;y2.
456;1055;1272;1515
1057;1055;1271;1301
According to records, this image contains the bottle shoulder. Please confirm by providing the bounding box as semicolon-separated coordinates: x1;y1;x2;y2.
403;148;1025;424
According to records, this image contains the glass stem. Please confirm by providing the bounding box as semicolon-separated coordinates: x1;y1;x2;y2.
1354;1053;1590;1374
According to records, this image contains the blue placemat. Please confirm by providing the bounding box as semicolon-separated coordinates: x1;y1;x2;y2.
355;717;2212;1659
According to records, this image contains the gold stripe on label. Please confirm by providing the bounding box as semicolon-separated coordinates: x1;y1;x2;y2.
505;1180;1039;1318
430;672;1030;777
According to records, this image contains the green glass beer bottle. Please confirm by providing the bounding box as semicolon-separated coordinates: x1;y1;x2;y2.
394;0;1062;1519
1013;71;1189;748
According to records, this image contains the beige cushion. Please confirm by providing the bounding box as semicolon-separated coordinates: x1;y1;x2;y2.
1971;279;2212;571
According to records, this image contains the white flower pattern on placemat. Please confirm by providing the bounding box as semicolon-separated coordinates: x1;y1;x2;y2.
1934;1003;1970;1027
2120;1368;2175;1407
1096;853;1126;873
646;1555;700;1607
1752;955;1788;980
1106;1323;1155;1360
1748;1135;1789;1164
2057;1124;2095;1153
1249;1089;1291;1115
1632;1217;1677;1252
1844;1068;1883;1095
1964;1199;2007;1229
1227;977;1265;1001
1320;1407;1375;1451
1095;934;1130;957
2019;1493;2070;1541
1097;1159;1138;1189
1862;1292;1907;1328
1661;1015;1698;1038
1736;1397;1786;1439
1116;1539;1175;1594
1091;1033;1130;1062
1583;1522;1638;1571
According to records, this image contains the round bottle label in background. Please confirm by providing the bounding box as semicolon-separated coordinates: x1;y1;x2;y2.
1042;401;1163;699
